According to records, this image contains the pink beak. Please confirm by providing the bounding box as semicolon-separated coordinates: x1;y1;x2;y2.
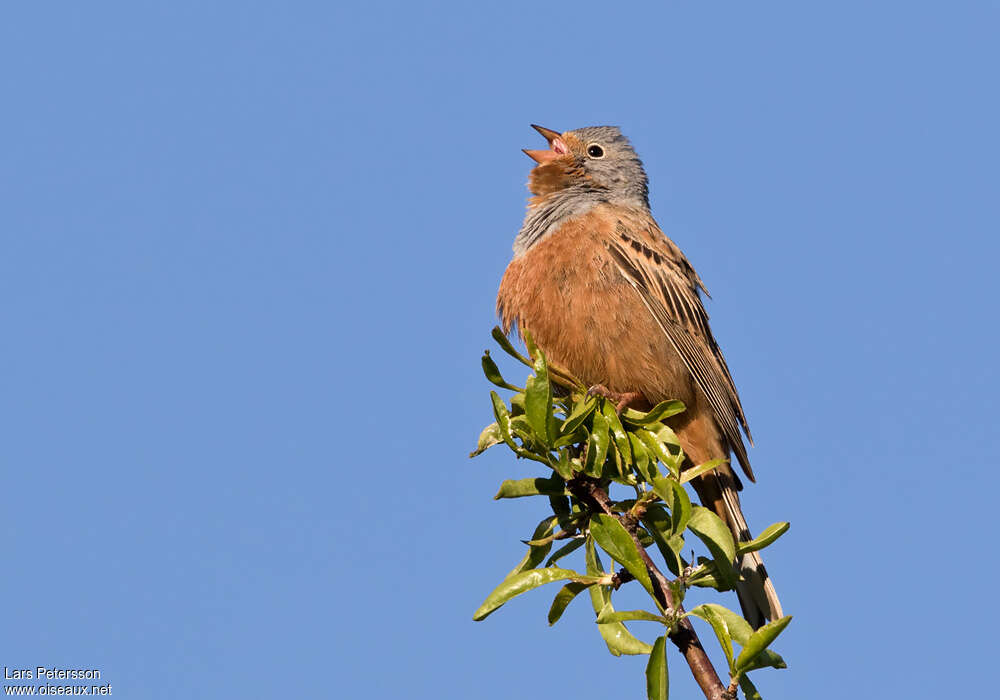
523;124;568;163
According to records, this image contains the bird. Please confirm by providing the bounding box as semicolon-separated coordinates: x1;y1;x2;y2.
496;124;781;627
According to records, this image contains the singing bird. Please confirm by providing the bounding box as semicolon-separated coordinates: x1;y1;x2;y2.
497;124;782;627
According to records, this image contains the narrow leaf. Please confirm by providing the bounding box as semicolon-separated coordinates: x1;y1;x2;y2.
491;326;532;366
688;603;735;672
505;516;558;579
494;476;566;499
545;537;585;567
490;391;552;465
524;350;554;446
742;648;788;671
603;403;632;464
635;429;678;480
623;399;686;426
473;567;594;621
549;494;571;521
547;581;591;625
584;410;610;478
645;636;669;700
738;675;762;700
589;514;654;595
551;449;575;480
561;396;598;436
523;328;540;359
649;424;684;477
688;603;752;646
595;603;655;655
669;481;692;534
469;422;503;457
735;615;793;672
687;558;725;590
629;433;656;482
643;505;686;576
481;351;523;391
596;608;667;624
736;522;790;556
687;506;737;587
680;458;728;484
586;537;652;656
490;391;514;446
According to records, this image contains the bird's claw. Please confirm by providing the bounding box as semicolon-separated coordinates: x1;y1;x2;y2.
585;384;642;415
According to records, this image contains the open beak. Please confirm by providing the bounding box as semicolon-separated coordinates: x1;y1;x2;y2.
523;124;568;163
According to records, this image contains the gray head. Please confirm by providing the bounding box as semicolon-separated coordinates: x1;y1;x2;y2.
524;124;649;207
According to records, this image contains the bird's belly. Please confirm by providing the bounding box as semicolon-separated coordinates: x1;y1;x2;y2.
497;225;696;409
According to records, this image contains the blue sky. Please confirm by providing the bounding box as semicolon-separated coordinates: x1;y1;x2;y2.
2;2;997;698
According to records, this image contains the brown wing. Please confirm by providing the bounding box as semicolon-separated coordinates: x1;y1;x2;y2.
603;215;756;481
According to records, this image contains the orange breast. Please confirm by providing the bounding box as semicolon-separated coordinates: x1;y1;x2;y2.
496;209;698;410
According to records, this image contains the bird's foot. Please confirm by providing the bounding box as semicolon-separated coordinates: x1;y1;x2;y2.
585;384;643;415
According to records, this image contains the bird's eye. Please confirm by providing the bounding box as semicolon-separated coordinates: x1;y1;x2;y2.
587;144;605;159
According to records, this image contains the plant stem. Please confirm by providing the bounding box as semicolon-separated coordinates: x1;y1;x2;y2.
567;476;730;700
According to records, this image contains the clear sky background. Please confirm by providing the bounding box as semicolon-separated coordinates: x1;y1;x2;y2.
2;2;997;698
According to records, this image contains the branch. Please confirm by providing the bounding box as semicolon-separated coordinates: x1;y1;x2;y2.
567;476;730;700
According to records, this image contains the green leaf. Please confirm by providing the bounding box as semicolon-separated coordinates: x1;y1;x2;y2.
742;648;788;672
553;428;587;449
687;604;736;672
629;433;656;482
490;391;551;466
603;403;632;464
736;522;790;556
596;608;667;624
666;578;686;608
687;506;737;587
491;326;532;366
735;615;793;672
585;537;652;656
687;558;725;589
551;450;575;480
523;328;540;359
738;675;762;700
524;350;554;446
547;582;591;625
549;494;571;520
469;422;503;457
649;424;684;477
645;636;669;700
589;514;654;595
509;415;537;442
668;481;693;534
680;458;728;484
490;391;514;444
473;567;598;621
481;350;523;391
593;603;655;656
687;599;784;672
642;506;686;576
561;396;598;436
545;537;585;566
623;399;686;426
585;410;611;478
505;516;559;581
635;429;679;480
688;603;752;646
493;476;567;499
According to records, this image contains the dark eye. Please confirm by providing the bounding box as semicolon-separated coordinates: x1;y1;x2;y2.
587;144;605;159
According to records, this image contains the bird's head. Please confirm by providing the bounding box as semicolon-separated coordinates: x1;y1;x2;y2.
523;124;649;205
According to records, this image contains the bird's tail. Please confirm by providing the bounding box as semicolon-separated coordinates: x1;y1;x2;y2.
693;469;783;628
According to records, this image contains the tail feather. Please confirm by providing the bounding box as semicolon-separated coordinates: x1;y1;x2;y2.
716;470;783;628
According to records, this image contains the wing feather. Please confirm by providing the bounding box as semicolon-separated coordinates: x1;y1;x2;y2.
605;220;755;481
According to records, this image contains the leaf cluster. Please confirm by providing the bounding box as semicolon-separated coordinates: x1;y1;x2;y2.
471;329;792;700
